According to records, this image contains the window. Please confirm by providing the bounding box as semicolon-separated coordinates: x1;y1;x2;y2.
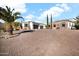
25;24;28;27
62;24;65;27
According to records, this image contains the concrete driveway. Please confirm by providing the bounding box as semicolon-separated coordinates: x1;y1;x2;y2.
0;29;79;56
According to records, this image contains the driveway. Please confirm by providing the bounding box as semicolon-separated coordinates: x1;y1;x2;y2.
0;29;79;56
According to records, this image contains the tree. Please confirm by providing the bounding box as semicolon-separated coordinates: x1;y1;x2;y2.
46;14;49;29
74;16;79;29
0;6;22;35
50;14;52;29
13;22;20;30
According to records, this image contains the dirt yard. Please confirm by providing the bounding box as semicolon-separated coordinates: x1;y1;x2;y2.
0;29;79;56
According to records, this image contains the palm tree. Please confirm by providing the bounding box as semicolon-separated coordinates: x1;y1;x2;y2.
0;6;22;35
13;22;20;30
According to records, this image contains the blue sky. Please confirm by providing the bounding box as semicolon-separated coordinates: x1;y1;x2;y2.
0;1;79;24
21;3;79;23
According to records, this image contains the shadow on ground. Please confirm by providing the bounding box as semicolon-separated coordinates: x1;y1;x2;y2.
0;30;34;39
10;30;35;38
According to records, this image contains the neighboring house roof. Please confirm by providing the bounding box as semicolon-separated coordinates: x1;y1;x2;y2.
53;19;74;23
32;22;45;25
23;21;45;26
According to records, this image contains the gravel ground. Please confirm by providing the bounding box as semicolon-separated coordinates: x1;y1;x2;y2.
0;29;79;56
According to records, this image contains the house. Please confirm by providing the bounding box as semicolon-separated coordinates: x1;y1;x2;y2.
22;21;46;30
52;20;75;29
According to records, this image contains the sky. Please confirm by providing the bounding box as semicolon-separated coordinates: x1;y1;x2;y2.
0;0;79;24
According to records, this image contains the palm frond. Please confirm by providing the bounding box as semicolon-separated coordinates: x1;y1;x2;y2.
13;12;21;16
0;6;22;23
6;6;11;13
76;16;79;20
15;16;23;20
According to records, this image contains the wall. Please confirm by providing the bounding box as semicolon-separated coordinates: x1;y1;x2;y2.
52;21;74;29
22;21;46;30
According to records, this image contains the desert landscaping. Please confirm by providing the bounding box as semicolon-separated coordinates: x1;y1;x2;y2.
0;29;79;56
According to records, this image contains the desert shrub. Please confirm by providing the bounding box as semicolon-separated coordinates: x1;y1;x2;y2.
74;23;79;29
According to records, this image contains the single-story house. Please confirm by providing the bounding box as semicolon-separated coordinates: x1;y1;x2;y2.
22;21;46;30
52;20;75;29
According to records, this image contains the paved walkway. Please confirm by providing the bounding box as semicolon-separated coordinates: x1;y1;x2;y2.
0;29;79;56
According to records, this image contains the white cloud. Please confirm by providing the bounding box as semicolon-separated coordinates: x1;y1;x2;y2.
25;14;37;22
0;0;27;13
41;7;64;17
25;14;35;20
38;3;70;24
24;4;70;24
25;14;42;23
56;3;70;11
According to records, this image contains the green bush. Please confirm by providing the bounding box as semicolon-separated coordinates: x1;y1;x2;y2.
74;23;79;29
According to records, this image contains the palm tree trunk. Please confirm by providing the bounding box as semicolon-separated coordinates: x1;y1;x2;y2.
5;23;13;35
9;24;13;35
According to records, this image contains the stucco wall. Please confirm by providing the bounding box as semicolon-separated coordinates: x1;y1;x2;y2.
52;21;74;29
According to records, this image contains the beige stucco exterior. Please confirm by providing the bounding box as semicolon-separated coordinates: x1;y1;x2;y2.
52;20;75;29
